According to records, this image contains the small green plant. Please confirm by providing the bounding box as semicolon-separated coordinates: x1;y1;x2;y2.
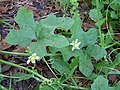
57;0;79;14
0;0;120;89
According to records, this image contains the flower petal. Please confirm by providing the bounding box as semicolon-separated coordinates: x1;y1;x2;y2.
70;39;81;51
72;47;75;51
70;43;74;45
28;56;31;59
32;53;37;56
36;56;40;60
27;60;30;64
76;47;80;49
78;42;81;45
75;39;78;43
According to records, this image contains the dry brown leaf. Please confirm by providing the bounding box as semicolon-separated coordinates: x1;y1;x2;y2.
0;39;11;50
23;5;38;11
0;5;8;13
1;64;11;73
12;46;26;53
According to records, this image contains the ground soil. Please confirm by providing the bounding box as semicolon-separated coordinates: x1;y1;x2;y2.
0;0;119;90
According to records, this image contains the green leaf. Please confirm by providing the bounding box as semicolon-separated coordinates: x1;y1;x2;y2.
109;81;120;90
59;46;83;61
15;6;36;30
40;14;74;31
28;39;48;58
96;60;109;74
112;53;120;67
96;60;109;71
69;57;79;70
5;7;73;48
28;34;69;58
47;34;69;48
12;72;32;82
72;11;82;27
71;27;98;48
51;57;79;77
5;7;36;47
91;0;105;8
110;3;120;11
86;44;107;60
91;75;109;90
95;18;106;27
102;0;110;4
89;9;103;21
111;11;118;19
35;24;54;40
59;0;69;6
52;59;70;75
5;28;36;47
68;57;79;76
79;52;94;77
116;0;120;4
88;73;100;80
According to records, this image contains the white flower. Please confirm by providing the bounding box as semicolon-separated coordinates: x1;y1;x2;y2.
70;39;81;51
27;53;40;64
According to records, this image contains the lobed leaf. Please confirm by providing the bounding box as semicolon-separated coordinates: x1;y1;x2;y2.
5;28;36;47
112;53;120;67
40;14;74;31
86;44;107;60
91;75;109;90
71;26;98;48
52;59;70;75
28;35;69;58
14;6;36;30
109;81;120;90
47;34;69;48
89;9;103;21
28;39;48;58
79;52;94;77
59;46;83;61
5;7;37;47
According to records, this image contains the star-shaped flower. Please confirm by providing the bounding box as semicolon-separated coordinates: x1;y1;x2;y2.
70;39;81;51
27;53;40;64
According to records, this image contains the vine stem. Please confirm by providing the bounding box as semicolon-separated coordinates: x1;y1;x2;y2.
0;59;49;82
61;84;87;89
43;57;58;78
105;41;120;49
0;50;62;57
0;50;30;56
0;59;87;90
0;84;8;90
0;52;87;89
96;0;104;48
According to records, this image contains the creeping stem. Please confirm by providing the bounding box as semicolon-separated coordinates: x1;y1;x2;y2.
96;0;104;48
0;59;49;81
0;50;62;57
0;50;30;56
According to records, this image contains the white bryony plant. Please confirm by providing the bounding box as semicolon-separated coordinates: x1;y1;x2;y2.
27;53;40;64
70;39;81;51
